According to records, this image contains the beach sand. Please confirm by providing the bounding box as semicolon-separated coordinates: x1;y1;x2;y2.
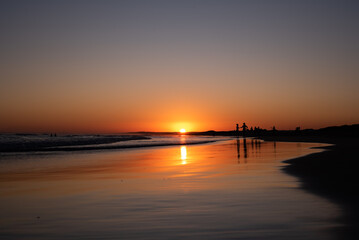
261;136;359;239
0;138;341;239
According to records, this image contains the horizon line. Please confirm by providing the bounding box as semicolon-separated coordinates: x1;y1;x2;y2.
0;123;357;135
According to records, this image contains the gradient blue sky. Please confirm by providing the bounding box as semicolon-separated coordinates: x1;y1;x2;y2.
1;0;358;133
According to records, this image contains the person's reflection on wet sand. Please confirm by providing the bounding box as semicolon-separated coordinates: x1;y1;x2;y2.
243;138;248;159
251;139;255;155
236;138;240;163
273;141;277;159
253;139;262;155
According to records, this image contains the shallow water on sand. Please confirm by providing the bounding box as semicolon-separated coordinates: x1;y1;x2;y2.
0;138;341;239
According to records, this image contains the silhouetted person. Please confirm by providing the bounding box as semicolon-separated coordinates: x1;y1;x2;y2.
295;127;301;136
272;126;277;136
236;124;239;136
241;122;248;138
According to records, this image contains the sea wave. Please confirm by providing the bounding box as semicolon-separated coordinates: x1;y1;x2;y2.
0;134;149;152
0;134;230;153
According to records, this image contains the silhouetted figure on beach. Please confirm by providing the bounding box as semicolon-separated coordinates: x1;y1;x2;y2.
236;124;239;136
241;122;248;138
272;126;277;136
295;127;301;136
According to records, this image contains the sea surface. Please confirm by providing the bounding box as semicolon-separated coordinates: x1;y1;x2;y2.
0;135;341;239
0;134;225;152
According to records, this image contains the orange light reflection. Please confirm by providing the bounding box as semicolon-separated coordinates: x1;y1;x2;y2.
0;141;327;196
180;146;187;165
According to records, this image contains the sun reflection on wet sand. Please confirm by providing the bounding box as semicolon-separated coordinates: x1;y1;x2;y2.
0;140;340;240
0;140;329;190
180;146;187;164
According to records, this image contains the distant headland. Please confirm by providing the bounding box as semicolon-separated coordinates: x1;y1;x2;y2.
134;124;359;139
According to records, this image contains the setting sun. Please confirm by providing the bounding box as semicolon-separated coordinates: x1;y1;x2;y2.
179;128;186;133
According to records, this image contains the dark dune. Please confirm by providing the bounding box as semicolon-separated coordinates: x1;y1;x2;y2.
261;135;359;240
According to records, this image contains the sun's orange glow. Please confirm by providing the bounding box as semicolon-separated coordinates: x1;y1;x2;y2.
180;128;186;133
0;1;358;134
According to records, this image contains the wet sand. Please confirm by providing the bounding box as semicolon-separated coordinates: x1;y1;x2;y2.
0;139;341;239
261;136;359;239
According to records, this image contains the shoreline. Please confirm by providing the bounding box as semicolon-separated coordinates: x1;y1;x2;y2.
260;135;359;239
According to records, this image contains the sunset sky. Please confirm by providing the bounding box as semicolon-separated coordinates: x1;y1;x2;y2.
1;0;358;133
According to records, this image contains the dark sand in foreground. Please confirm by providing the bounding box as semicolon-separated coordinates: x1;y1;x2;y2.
261;136;359;240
